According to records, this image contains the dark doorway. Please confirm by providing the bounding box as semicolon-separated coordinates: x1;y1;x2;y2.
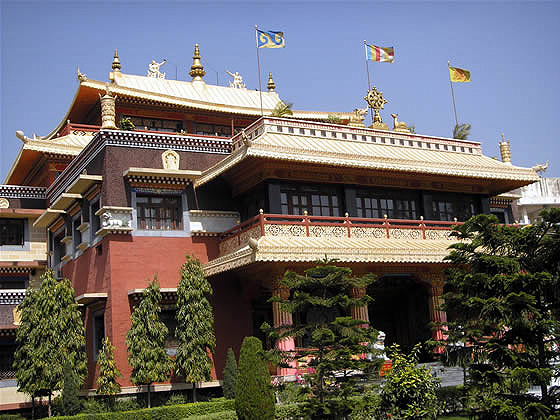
368;275;432;360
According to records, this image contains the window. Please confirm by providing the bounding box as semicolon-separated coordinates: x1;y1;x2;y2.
193;122;232;137
161;310;179;356
0;341;17;380
136;194;182;230
72;216;82;253
356;192;418;220
280;185;340;217
127;116;183;133
90;199;101;237
0;275;26;289
0;219;24;246
52;229;65;267
432;197;478;221
93;312;105;359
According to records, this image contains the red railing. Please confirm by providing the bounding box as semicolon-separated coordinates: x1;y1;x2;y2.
220;212;463;248
59;121;101;136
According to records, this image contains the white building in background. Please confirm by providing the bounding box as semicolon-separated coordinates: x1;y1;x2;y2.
516;177;560;224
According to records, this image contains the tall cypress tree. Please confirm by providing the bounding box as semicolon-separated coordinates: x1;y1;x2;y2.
222;347;238;399
235;336;275;420
125;278;172;408
175;256;216;402
13;270;87;417
96;337;122;407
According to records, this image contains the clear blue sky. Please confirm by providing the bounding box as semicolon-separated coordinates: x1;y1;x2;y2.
2;0;559;181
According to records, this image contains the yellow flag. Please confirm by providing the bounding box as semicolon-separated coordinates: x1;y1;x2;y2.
449;66;471;82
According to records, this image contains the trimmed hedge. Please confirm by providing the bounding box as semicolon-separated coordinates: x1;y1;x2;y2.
50;399;234;420
184;410;238;420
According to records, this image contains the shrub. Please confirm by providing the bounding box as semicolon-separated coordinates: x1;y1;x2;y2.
378;344;440;419
222;347;238;399
50;399;235;420
62;358;82;415
275;403;304;419
235;337;275;420
436;385;465;414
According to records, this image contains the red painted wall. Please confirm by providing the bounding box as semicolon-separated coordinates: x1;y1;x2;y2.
62;234;254;389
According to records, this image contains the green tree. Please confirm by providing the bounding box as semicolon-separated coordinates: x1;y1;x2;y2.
270;101;293;117
119;116;135;131
378;344;440;419
235;336;275;420
96;337;122;407
125;278;172;408
175;256;216;403
452;122;471;139
222;347;238;399
441;210;560;417
61;359;81;416
13;270;86;417
264;259;380;420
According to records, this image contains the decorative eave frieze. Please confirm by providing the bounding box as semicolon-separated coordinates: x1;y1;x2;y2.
124;167;201;187
0;289;26;305
0;185;46;199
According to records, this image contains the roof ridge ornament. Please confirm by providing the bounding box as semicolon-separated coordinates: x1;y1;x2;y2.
499;132;512;165
364;86;389;130
189;44;205;82
112;49;121;72
267;72;276;91
147;59;167;79
77;66;88;83
227;70;245;89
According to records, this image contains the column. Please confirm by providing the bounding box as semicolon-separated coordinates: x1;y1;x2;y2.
350;287;369;326
272;279;297;376
427;272;447;344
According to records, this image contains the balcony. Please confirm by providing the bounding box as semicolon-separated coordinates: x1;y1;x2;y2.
204;213;463;277
218;212;461;256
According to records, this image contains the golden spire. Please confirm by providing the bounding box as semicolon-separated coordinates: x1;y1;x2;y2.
189;44;205;81
112;49;121;72
267;72;276;91
499;133;512;165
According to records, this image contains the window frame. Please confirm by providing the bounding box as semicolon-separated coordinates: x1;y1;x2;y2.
0;218;25;247
279;184;341;217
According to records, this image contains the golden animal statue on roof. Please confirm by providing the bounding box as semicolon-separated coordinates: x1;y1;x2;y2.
348;106;369;128
364;86;389;130
391;113;409;133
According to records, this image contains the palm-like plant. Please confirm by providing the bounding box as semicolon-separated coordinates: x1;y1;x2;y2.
270;101;293;117
453;123;471;140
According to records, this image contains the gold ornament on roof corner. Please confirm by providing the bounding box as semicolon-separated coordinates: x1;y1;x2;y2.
364;86;389;130
348;106;368;128
391;114;409;133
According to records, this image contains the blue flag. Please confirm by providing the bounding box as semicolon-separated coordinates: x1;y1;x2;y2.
257;29;285;48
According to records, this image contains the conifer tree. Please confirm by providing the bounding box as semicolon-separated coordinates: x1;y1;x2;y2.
264;259;379;419
125;278;172;408
13;270;86;417
61;358;81;416
175;256;216;402
96;337;121;407
222;347;238;399
235;336;275;420
441;210;560;415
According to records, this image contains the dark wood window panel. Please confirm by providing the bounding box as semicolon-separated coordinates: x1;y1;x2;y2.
137;195;182;230
0;219;24;246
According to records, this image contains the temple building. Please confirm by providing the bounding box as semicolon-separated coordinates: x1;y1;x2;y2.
0;46;539;410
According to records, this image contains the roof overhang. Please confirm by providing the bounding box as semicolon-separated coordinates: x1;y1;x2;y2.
50;193;82;211
204;236;454;277
76;293;107;305
0;209;44;218
67;174;103;195
124;168;201;184
34;209;66;228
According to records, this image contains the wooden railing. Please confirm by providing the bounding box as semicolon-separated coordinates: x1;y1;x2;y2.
59;121;101;136
218;212;463;256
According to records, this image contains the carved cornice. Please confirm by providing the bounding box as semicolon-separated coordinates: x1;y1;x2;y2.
0;185;46;199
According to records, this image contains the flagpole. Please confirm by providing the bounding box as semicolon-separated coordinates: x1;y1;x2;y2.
364;40;374;125
448;61;459;127
255;25;264;116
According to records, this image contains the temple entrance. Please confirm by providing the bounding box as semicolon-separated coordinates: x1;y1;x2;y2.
368;275;432;360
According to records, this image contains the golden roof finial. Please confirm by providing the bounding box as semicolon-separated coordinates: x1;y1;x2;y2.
364;86;389;130
267;72;276;91
112;49;121;72
499;132;512;165
189;44;205;81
